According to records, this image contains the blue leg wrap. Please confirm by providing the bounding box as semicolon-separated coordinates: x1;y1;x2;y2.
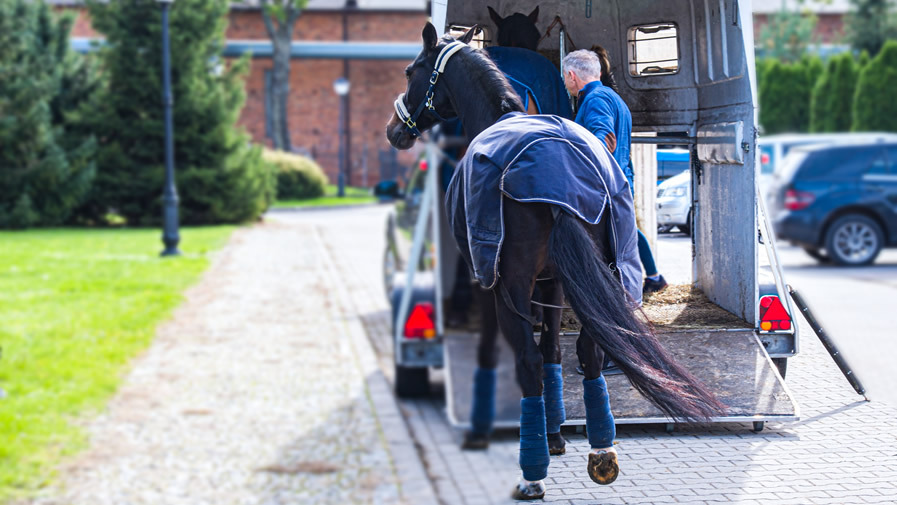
543;363;566;434
519;396;550;481
470;367;496;435
583;376;616;449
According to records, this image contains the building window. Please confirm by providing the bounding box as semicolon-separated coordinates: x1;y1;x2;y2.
264;69;273;140
448;25;489;49
628;23;680;76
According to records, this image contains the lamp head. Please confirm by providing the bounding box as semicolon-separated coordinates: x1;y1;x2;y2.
333;77;351;96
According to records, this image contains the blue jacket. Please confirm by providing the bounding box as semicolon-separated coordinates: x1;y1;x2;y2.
575;80;632;177
485;46;573;119
445;112;642;305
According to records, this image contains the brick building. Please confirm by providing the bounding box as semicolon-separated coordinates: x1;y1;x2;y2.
753;0;850;46
59;0;853;186
62;0;427;186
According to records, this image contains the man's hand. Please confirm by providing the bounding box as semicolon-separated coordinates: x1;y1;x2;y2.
604;132;617;153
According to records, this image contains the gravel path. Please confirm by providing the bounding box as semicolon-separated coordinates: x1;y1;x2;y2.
29;219;428;505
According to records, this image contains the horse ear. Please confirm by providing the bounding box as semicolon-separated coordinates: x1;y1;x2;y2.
459;24;479;45
488;6;503;27
422;22;438;51
528;6;540;23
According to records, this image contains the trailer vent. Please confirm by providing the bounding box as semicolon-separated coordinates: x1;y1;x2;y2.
628;23;680;77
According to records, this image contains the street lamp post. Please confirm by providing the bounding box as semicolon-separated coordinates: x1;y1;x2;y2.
333;77;350;198
158;0;180;256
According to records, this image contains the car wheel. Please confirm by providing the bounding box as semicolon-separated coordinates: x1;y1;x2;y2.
682;210;693;237
824;214;883;266
657;225;671;234
801;247;830;263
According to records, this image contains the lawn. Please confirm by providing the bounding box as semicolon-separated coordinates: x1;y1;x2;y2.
272;184;378;208
0;227;234;502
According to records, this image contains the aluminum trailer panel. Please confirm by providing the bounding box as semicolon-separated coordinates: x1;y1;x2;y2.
445;329;798;428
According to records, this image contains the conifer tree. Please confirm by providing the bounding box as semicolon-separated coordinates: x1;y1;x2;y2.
827;54;859;132
809;57;838;133
80;0;274;225
853;40;897;131
0;0;98;228
760;60;813;134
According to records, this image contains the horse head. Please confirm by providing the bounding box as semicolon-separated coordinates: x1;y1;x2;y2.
488;5;540;51
385;23;477;150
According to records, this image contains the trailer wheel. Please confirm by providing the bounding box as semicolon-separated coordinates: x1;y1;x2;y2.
772;358;787;379
752;421;765;432
395;364;430;398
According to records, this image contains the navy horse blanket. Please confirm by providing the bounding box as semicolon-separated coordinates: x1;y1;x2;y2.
485;46;573;119
445;112;642;305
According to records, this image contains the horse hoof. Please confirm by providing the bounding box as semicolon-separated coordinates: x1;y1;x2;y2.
548;432;566;455
511;480;546;500
461;431;489;450
587;449;619;485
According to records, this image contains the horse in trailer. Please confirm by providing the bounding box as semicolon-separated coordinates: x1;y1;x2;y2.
385;24;725;500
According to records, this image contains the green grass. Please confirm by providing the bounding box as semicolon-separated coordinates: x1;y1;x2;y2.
273;184;377;208
0;226;234;502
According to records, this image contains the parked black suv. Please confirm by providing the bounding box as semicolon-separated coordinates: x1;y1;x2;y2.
772;140;897;266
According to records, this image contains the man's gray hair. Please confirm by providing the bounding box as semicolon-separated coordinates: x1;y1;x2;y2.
563;49;601;80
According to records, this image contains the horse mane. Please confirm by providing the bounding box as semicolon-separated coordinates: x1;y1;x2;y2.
590;45;619;93
442;35;524;115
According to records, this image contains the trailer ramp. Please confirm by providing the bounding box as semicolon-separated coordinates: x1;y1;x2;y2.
445;329;798;428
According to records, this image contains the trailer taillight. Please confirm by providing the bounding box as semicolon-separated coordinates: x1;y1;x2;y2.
759;295;792;332
404;302;436;339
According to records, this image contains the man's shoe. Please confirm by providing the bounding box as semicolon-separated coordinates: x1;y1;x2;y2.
643;275;668;295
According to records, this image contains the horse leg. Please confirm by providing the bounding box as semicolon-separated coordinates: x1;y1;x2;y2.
495;283;550;500
462;286;500;450
496;201;554;500
538;278;566;456
576;332;619;485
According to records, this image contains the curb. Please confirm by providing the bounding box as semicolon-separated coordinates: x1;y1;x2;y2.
313;227;440;505
266;202;390;213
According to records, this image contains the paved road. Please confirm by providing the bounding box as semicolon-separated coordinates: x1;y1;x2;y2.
655;231;897;407
31;215;436;505
295;206;897;505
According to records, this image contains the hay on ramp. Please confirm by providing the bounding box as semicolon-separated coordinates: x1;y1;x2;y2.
559;284;750;332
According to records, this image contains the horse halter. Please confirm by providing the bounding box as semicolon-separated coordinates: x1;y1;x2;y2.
394;41;467;138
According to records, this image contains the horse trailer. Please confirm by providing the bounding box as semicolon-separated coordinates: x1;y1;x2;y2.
384;0;799;431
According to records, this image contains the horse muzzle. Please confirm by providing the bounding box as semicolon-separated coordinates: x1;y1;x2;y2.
386;114;417;150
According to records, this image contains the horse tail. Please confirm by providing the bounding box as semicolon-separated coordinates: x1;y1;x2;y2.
548;211;726;422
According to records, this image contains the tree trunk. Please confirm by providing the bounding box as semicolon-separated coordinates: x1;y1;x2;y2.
261;3;301;152
272;35;292;151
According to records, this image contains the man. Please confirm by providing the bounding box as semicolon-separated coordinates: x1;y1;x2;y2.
562;49;668;294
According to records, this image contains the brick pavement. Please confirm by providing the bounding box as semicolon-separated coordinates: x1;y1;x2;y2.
305;205;897;505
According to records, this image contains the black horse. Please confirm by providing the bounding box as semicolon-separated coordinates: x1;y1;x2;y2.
386;25;725;500
488;5;541;50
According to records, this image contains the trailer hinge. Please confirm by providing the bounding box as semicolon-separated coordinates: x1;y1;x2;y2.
691;147;704;185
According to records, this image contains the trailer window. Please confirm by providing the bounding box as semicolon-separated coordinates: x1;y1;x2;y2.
628;23;679;77
448;25;489;49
